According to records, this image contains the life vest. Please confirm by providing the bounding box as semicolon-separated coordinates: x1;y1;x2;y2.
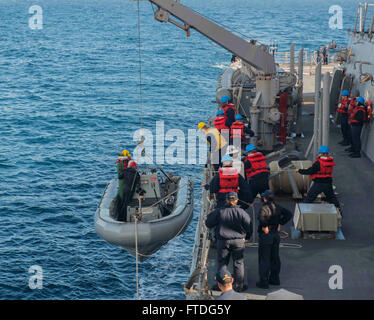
223;103;236;120
349;106;367;124
115;158;130;170
218;167;239;193
244;152;269;179
230;121;245;141
337;98;351;114
310;156;336;180
366;100;372;122
348;98;355;114
214;116;228;131
205;127;228;151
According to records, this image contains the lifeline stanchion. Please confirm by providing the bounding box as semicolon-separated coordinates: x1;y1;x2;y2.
251;205;256;244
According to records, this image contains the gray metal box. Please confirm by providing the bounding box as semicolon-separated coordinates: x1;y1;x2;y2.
133;173;161;199
294;203;338;232
127;206;160;223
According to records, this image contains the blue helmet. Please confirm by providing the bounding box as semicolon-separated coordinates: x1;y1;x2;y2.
356;96;365;105
221;155;233;163
245;144;256;153
235;114;243;120
217;110;224;116
318;145;330;153
341;90;350;97
220;96;230;103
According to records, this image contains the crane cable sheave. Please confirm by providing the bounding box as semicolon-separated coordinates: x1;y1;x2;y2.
147;0;276;75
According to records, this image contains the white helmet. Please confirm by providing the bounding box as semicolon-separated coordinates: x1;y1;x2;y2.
225;145;240;156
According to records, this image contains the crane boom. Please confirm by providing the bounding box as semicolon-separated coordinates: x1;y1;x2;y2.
146;0;276;74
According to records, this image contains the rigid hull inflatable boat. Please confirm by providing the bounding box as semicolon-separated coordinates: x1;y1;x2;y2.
95;171;194;261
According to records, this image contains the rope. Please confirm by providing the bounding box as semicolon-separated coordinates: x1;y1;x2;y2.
135;0;142;299
131;188;193;259
129;174;199;259
137;0;143;129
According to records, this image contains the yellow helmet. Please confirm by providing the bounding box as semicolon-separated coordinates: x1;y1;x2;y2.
198;122;206;130
121;149;130;157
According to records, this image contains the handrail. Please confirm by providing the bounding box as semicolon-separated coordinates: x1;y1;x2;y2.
353;2;374;33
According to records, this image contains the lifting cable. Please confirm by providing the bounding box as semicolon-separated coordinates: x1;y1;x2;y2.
135;0;143;300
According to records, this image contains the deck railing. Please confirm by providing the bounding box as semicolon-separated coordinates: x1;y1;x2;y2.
354;2;374;35
274;50;330;67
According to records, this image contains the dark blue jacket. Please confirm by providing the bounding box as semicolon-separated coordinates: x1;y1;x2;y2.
257;201;292;234
205;205;252;240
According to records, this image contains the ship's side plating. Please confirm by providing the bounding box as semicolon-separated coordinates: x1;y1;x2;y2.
342;5;374;161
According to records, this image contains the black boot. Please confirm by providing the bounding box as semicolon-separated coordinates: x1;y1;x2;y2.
349;153;361;158
256;280;269;289
345;147;354;152
269;276;280;286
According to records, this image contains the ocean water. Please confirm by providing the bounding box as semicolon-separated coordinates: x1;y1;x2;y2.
0;0;359;299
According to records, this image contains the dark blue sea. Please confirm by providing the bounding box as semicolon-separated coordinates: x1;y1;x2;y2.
0;0;358;299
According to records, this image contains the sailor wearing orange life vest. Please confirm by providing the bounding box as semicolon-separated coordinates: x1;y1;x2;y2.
297;145;341;211
202;155;253;208
230;114;254;144
336;90;352;146
243;144;270;198
219;96;236;128
348;96;366;158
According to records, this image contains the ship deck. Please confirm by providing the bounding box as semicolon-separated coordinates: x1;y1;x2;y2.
206;101;374;300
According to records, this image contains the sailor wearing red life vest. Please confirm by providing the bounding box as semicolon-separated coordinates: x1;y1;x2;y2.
116;160;140;222
348;96;366;158
202;155;253;208
214;110;229;132
115;149;132;202
297;145;341;211
219;96;236;128
336;90;352;146
243;144;270;198
230;114;255;144
344;92;357;154
116;149;131;170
